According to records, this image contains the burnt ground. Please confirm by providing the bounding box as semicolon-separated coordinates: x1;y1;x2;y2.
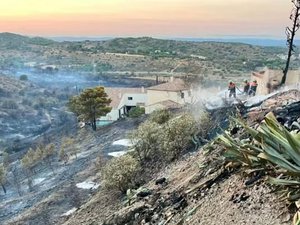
62;90;300;225
0;117;145;225
2;90;300;225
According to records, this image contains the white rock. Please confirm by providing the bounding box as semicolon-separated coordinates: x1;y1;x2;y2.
112;139;133;147
108;151;127;157
62;207;77;216
76;181;100;190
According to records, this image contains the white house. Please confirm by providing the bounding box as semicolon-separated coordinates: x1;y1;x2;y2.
100;87;147;121
145;78;192;114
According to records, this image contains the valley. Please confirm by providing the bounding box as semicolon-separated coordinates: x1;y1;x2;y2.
0;32;300;225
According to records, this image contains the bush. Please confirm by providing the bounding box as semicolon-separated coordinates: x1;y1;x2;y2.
19;74;28;81
150;109;171;124
101;154;140;192
194;110;213;139
128;106;145;118
129;121;162;164
161;114;197;160
21;148;39;171
59;137;75;163
130;112;202;164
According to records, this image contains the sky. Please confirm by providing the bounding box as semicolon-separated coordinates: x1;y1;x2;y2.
0;0;295;38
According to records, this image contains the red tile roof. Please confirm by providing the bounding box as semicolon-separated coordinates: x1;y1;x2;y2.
104;87;144;108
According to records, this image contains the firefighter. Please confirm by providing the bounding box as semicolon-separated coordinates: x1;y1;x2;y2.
228;81;236;98
249;80;258;96
243;80;250;94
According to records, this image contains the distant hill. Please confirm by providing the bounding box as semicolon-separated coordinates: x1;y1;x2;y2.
170;37;300;47
0;32;55;50
47;35;300;47
49;36;113;42
0;33;298;78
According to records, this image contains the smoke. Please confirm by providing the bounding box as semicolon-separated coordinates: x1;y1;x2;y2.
191;86;230;111
11;70;107;90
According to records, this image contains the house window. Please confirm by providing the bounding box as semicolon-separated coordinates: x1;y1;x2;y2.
128;97;133;100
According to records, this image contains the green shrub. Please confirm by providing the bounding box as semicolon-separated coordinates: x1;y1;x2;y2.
150;109;171;124
101;154;140;192
128;106;145;118
161;114;197;160
130;112;202;164
129;121;162;164
19;74;28;81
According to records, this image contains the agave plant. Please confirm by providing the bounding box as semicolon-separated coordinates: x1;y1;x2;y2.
219;112;300;220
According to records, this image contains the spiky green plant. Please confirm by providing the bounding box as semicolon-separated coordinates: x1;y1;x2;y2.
219;112;300;221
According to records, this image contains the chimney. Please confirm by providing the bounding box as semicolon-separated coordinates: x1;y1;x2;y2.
141;86;145;93
170;76;174;82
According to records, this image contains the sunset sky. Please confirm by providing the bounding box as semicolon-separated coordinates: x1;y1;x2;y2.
0;0;294;38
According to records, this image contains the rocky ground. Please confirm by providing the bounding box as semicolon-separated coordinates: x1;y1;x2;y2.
61;89;300;225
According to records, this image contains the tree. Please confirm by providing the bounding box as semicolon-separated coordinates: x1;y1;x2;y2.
0;163;7;194
43;143;56;173
281;0;300;85
21;148;38;192
59;137;74;164
68;86;112;131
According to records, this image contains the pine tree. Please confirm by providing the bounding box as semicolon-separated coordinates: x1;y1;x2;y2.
68;86;112;131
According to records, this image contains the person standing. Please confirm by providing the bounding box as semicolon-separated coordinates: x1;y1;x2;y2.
243;80;250;94
249;80;258;96
228;81;236;98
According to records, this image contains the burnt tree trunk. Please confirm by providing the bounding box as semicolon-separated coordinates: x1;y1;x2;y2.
281;0;300;85
1;183;6;194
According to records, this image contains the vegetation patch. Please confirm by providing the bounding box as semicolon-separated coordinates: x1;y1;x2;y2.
128;106;145;118
219;112;300;224
101;154;140;192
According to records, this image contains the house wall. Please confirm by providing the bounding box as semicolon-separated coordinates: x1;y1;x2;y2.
147;89;191;106
251;69;300;95
145;89;191;114
120;93;147;107
286;70;300;86
99;93;147;121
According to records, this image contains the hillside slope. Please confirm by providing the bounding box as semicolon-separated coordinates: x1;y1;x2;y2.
0;74;74;152
62;90;300;225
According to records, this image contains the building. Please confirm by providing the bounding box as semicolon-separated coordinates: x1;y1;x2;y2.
145;78;192;114
100;87;147;121
251;68;300;95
